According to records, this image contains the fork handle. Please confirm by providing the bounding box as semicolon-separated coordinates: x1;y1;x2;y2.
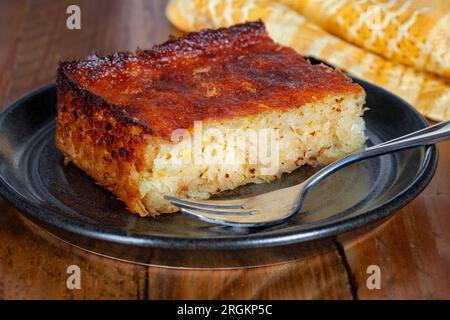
304;120;450;192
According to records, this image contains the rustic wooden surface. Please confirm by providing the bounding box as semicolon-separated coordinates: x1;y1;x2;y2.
0;0;449;300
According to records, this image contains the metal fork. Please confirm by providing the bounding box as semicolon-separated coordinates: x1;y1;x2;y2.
165;120;450;227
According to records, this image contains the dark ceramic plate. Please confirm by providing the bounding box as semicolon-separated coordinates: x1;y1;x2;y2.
0;79;437;268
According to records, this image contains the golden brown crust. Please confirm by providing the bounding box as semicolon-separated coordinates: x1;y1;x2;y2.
58;21;363;141
55;74;154;215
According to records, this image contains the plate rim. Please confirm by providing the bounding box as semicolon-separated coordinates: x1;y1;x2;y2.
0;82;438;250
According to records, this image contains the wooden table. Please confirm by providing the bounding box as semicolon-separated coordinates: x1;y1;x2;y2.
0;0;449;300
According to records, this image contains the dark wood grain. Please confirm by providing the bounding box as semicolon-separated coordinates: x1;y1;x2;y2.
0;0;449;300
147;250;353;299
0;207;148;299
0;0;28;107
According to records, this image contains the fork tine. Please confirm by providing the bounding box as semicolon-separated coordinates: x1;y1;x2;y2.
179;208;261;227
168;201;259;216
164;195;243;209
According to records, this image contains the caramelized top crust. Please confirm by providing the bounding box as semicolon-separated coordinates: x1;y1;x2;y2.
58;21;363;140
